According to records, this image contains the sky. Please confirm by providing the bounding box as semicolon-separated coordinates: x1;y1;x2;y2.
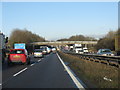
1;2;118;40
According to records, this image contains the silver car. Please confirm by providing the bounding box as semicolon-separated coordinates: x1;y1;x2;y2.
34;49;43;58
97;49;114;56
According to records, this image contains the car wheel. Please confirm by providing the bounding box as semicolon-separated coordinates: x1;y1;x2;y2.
7;60;13;66
27;60;30;65
25;58;30;65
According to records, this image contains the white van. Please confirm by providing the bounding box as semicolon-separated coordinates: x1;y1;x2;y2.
83;47;89;54
73;44;83;54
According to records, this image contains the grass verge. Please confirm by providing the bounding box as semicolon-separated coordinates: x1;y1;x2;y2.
58;51;119;88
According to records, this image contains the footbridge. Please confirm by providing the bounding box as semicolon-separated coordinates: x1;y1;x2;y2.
31;41;98;46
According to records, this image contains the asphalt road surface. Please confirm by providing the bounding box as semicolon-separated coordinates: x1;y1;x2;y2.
2;52;78;89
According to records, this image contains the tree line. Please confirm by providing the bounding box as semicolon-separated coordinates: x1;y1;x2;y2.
8;28;119;51
8;29;45;48
57;35;97;41
95;30;119;51
57;29;119;51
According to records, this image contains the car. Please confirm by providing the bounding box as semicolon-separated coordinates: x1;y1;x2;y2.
7;49;30;65
39;46;47;55
97;49;114;56
83;47;89;54
41;48;47;55
34;49;43;58
78;49;84;54
46;47;51;54
51;47;56;53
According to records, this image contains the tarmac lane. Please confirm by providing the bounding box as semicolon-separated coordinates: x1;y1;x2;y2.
2;53;77;88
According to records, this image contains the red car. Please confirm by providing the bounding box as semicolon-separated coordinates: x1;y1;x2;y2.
7;49;30;65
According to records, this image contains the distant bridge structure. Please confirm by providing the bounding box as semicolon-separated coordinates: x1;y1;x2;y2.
31;41;98;46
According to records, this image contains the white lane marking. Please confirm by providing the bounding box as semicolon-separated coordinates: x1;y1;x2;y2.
0;84;2;85
46;55;49;57
57;53;85;89
13;68;28;77
30;63;35;66
38;59;41;62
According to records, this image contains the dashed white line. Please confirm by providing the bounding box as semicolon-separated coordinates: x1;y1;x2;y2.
13;68;28;77
38;59;41;62
0;83;2;85
30;63;35;66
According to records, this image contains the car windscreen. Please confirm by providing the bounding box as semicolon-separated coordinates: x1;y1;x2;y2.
75;47;82;48
102;49;111;53
79;50;83;52
10;50;24;54
34;50;42;52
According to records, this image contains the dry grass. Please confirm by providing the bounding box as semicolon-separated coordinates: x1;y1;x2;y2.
58;51;119;88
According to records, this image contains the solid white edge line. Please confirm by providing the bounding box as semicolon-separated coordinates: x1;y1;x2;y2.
0;84;1;85
57;53;85;89
13;68;28;77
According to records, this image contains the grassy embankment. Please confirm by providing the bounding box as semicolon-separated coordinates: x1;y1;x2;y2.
58;51;119;88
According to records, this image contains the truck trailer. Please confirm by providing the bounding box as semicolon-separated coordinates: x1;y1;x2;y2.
73;44;83;54
0;32;6;63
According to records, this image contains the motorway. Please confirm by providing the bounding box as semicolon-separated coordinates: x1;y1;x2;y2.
2;52;79;89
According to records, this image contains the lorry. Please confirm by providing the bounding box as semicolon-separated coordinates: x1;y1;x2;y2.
73;44;83;54
0;32;5;49
83;47;89;54
0;32;8;63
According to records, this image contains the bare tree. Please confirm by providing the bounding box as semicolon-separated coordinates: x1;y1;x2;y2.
95;30;116;50
9;29;45;47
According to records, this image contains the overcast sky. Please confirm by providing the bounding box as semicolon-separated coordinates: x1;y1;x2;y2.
1;2;118;40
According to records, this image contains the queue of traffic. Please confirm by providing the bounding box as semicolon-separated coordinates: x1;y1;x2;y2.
62;44;115;56
3;43;57;66
33;46;56;58
1;41;117;66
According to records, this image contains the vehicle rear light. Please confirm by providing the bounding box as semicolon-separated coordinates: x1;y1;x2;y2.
24;54;27;57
